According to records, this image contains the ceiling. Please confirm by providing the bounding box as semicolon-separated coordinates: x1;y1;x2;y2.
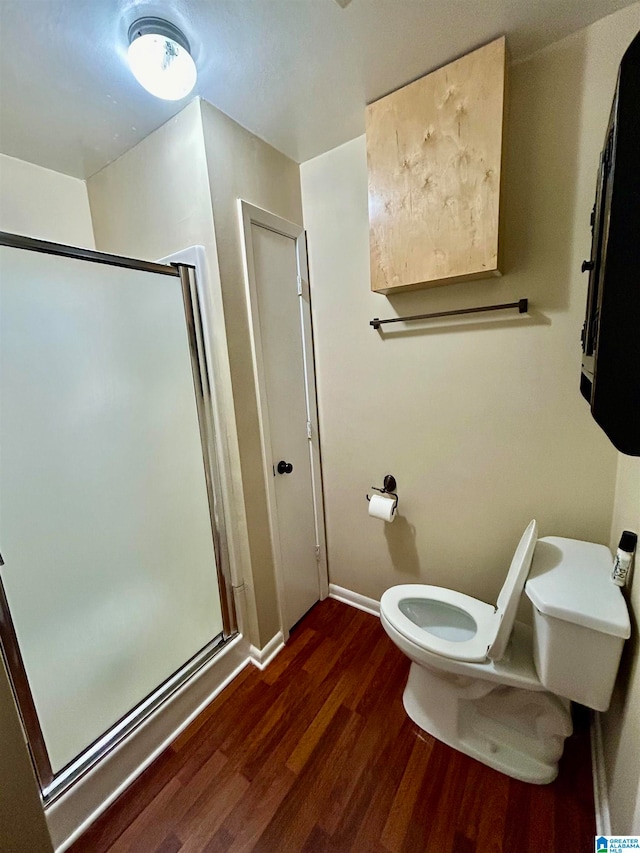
0;0;637;180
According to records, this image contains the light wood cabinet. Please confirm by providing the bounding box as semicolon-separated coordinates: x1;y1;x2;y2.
366;37;507;294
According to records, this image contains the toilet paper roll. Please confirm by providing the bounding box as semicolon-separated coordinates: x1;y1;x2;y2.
368;493;396;522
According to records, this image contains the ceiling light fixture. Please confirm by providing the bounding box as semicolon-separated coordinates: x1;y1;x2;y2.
127;17;197;101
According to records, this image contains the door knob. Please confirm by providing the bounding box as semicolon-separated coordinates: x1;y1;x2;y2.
581;259;595;273
277;460;293;474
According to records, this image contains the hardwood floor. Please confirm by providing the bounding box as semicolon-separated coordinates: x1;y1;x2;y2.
69;599;595;853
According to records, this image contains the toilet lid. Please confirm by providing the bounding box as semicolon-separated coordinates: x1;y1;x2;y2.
487;519;538;661
380;584;497;662
525;537;631;639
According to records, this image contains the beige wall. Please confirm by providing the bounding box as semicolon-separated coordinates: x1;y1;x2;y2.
88;98;303;646
3;4;638;839
87;99;261;644
0;659;53;853
87;101;213;262
0;153;94;248
605;452;640;833
0;153;94;852
300;8;640;607
584;8;640;835
199;100;304;644
302;2;640;832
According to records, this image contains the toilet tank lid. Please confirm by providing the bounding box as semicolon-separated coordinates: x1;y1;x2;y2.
525;537;631;639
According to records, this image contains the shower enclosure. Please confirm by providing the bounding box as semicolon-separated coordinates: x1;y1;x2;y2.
0;232;236;804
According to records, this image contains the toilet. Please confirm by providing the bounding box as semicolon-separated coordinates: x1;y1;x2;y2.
379;520;631;783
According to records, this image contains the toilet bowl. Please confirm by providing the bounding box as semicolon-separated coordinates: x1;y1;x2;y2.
380;521;631;784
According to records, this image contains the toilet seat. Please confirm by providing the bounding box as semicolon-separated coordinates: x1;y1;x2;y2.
380;519;538;664
381;584;496;662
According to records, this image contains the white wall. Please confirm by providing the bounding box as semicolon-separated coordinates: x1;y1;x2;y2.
0;152;95;853
0;153;94;248
299;9;640;609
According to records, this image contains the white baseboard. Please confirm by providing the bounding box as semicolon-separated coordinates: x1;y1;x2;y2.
329;584;380;616
249;631;285;670
48;634;250;852
591;710;611;836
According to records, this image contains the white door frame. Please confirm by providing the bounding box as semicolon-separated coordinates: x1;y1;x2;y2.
238;200;328;641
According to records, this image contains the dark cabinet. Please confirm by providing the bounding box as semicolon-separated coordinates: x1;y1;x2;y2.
581;31;640;455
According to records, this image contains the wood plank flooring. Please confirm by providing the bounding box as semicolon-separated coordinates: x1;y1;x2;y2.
69;599;595;853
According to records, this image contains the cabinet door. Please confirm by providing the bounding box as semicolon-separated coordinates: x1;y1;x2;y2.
366;37;506;293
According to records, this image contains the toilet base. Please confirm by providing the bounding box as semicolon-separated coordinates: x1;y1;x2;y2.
402;661;573;784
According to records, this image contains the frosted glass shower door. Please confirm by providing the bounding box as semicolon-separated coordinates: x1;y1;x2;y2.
0;244;224;778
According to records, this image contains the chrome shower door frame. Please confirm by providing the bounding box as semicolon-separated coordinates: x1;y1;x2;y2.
0;231;237;803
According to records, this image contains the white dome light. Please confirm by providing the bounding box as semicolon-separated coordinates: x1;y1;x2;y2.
127;18;197;101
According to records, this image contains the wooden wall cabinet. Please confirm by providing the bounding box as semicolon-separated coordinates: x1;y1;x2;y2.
366;37;507;294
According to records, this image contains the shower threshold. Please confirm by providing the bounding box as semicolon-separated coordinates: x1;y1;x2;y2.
43;630;233;807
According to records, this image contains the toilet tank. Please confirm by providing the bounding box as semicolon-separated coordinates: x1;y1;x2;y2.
525;537;631;712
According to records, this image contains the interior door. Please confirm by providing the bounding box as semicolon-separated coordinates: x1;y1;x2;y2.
250;222;320;630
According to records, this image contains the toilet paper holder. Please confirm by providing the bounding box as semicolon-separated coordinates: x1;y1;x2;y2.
366;474;399;515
